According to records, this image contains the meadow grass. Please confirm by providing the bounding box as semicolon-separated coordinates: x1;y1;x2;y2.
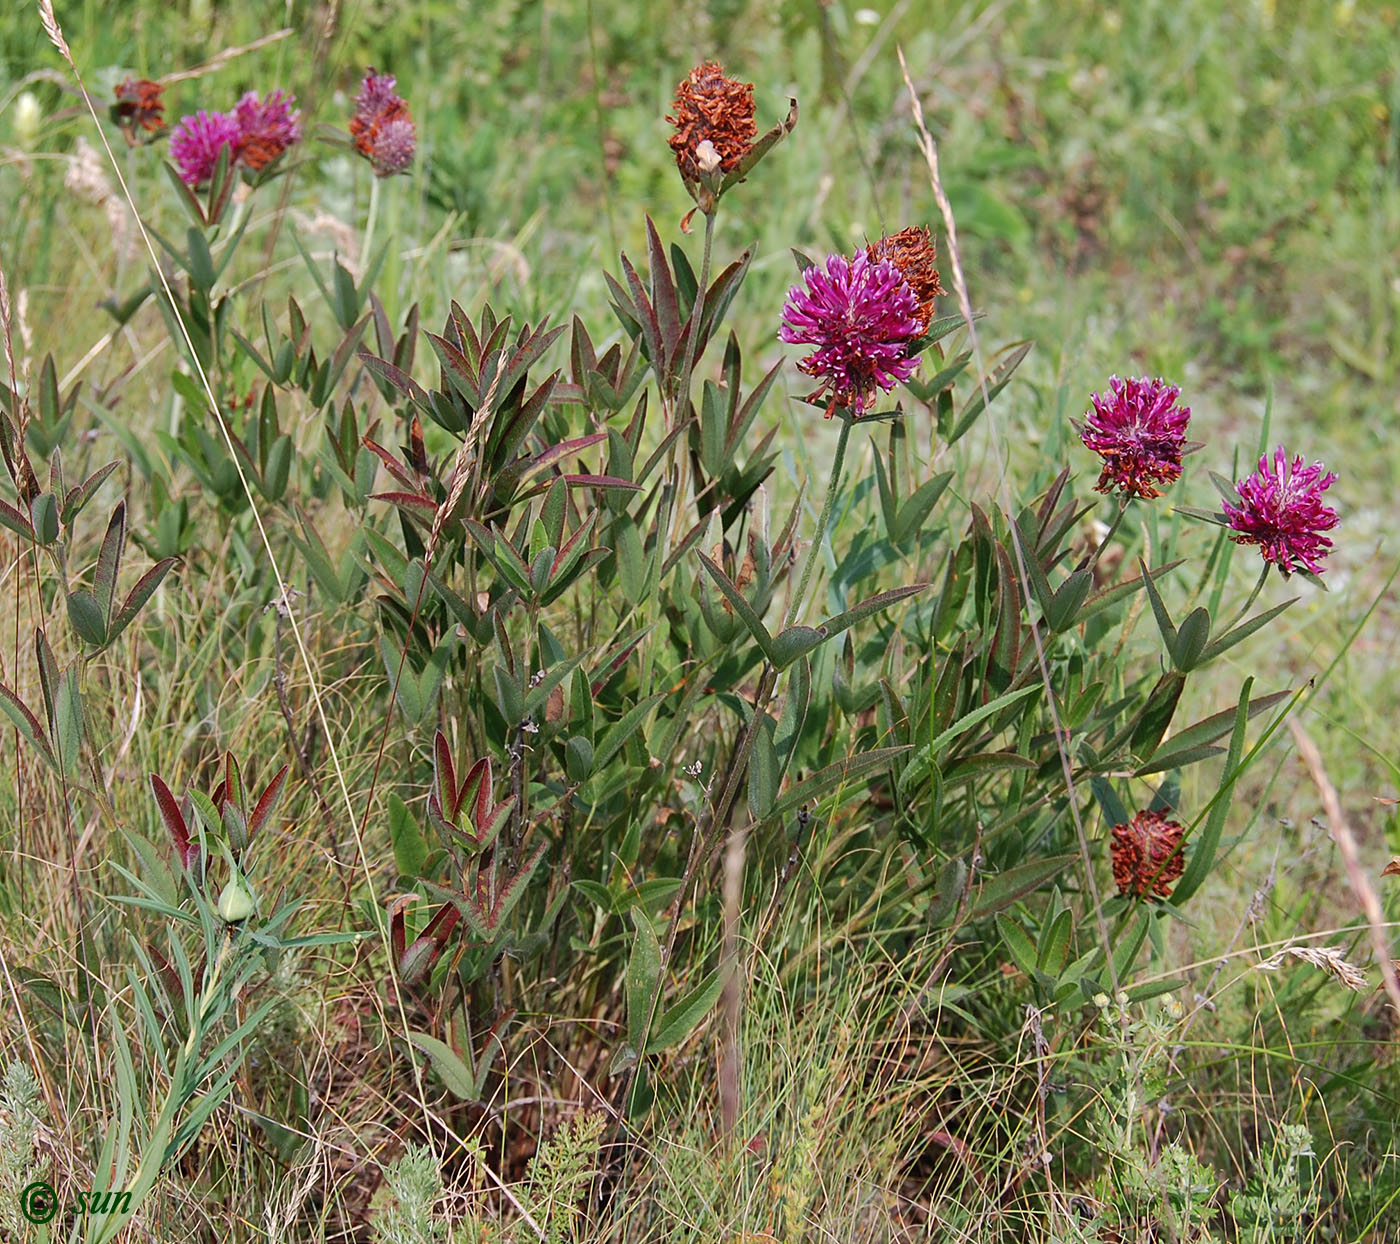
2;1;1399;1241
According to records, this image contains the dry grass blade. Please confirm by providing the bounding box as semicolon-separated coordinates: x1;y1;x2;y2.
1289;718;1400;1014
0;266;18;414
1257;942;1370;991
426;360;506;563
159;28;293;85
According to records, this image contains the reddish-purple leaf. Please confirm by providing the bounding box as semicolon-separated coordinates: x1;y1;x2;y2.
94;502;126;629
248;763;290;842
491;843;546;925
109;557;177;641
0;682;55;769
370;490;438;521
433;730;457;819
357;352;434;412
0;497;36;542
150;773;196;871
361;436;422;492
147;940;185;1007
61;460;119;525
461;756;492;834
645;215;680;356
561;474;640;491
522;433;608;475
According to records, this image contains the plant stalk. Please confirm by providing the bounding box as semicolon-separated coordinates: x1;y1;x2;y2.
785;412;853;627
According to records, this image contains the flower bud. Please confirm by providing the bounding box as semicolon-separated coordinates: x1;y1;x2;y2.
13;92;41;150
217;877;255;923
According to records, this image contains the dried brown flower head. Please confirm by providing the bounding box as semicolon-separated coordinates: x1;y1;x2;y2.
867;226;945;331
350;69;416;177
666;61;756;187
112;76;165;136
1110;808;1186;900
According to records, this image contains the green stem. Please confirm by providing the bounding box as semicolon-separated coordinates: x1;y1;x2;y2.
361;174;382;276
1221;561;1272;632
1086;495;1129;572
675;207;716;418
785;413;853;627
641;208;716;704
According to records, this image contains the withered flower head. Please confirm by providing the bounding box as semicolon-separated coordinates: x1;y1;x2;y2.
350;69;417;177
232;89;302;173
666;61;756;187
112;76;165;136
867;226;945;331
1110;809;1186;900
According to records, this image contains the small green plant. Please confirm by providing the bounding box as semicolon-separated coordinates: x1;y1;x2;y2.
0;1061;47;1241
374;1144;449;1244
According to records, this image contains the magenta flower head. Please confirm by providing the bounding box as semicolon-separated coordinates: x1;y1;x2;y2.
350;68;416;177
1223;446;1339;576
169;109;241;187
1079;376;1192;499
779;252;923;418
232;89;302;173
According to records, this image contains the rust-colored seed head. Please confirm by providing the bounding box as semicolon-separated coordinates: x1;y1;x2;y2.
351;98;411;155
868;226;945;331
1110;809;1186;900
113;76;165;133
666;61;756;185
350;70;416;177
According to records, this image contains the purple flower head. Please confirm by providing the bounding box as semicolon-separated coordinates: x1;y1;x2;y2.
350;68;416;177
779;252;923;417
1223;446;1339;576
354;69;401;118
1079;376;1191;499
169;109;240;187
231;89;302;172
365;116;416;176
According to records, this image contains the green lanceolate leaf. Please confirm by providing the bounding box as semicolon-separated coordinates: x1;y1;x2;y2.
969;855;1078;921
1037;907;1073;977
54;666;84;778
1137;686;1291;777
67;589;107;646
747;711;779;821
997;914;1040;978
697;551;773;662
901;684;1043;796
947;340;1032;444
109;558;177;643
406;1031;478;1101
1171;678;1254;904
770;625;824;670
1138;555;1177;652
1128;671;1186;762
1172;606;1212;671
645;967;724;1054
389;793;429;879
626;909;663;1050
1195;596;1296;665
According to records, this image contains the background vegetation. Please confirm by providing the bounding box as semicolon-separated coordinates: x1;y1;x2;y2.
2;1;1398;1241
